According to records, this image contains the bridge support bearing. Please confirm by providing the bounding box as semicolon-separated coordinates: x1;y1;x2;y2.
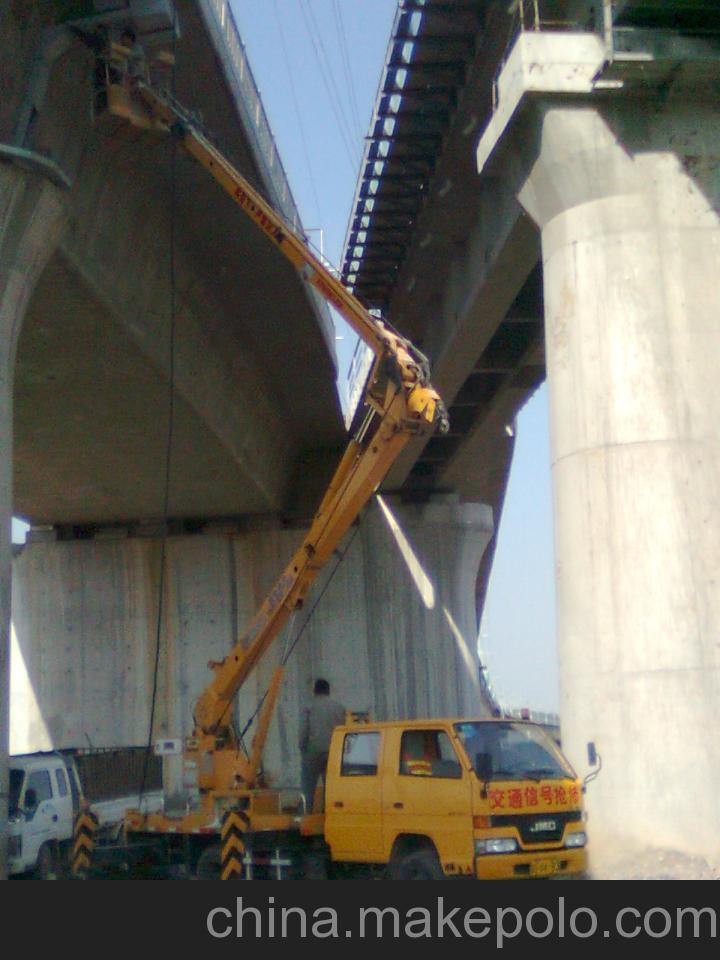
517;95;720;873
0;164;65;878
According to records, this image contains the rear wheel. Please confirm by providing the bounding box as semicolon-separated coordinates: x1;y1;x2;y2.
35;843;58;880
302;850;328;880
195;844;223;880
389;849;444;880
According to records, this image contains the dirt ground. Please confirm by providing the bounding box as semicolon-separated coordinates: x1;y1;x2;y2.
590;848;720;880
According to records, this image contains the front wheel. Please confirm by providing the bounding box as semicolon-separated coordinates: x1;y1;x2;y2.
388;849;444;880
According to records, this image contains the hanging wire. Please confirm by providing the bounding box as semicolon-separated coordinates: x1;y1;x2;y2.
281;524;361;667
281;608;300;665
139;19;178;805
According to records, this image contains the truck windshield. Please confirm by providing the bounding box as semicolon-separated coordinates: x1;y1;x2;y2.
9;768;24;817
454;722;573;781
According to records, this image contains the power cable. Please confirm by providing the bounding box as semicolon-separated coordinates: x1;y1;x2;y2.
298;0;359;175
332;0;363;141
272;0;324;227
304;0;360;161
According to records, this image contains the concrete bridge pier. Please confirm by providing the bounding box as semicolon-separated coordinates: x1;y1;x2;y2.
10;494;496;798
517;96;720;872
0;163;65;876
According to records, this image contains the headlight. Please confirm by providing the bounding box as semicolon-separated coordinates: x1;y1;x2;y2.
8;833;21;857
565;831;587;848
475;837;518;855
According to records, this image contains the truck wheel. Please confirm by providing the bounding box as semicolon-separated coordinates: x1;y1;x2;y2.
195;844;222;880
35;843;58;880
302;851;328;880
389;850;444;880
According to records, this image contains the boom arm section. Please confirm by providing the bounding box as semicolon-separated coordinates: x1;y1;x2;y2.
106;75;447;740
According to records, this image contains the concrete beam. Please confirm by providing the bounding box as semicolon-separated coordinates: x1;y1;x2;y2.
369;12;546;519
385;173;540;496
5;2;343;529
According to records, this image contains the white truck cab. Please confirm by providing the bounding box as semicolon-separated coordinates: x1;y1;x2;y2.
8;752;82;878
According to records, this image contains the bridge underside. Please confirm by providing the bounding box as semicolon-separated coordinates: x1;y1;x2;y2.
13;0;344;530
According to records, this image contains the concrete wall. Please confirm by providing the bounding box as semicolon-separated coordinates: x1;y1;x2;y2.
11;495;494;789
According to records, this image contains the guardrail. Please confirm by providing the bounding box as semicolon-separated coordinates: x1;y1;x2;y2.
506;0;589;34
198;0;302;233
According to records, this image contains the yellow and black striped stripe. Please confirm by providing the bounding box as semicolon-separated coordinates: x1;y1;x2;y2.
71;809;99;878
220;806;250;880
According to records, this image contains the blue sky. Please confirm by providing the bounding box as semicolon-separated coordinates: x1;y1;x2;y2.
229;0;560;713
479;386;559;714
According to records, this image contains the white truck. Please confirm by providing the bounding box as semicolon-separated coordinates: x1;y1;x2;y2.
8;749;163;878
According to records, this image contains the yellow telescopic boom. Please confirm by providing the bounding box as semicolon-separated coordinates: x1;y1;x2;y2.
107;73;448;741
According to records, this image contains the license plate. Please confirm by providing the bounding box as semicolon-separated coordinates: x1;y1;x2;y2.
532;859;562;876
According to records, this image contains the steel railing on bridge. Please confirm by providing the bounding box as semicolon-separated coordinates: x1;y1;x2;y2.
199;0;303;234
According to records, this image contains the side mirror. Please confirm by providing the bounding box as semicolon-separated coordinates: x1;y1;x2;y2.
23;788;38;816
475;752;493;783
583;742;602;791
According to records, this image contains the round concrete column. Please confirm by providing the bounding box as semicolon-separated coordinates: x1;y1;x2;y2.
0;164;64;876
337;494;495;720
518;99;720;873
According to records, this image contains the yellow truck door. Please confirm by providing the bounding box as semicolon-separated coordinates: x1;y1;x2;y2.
324;728;384;862
383;726;474;876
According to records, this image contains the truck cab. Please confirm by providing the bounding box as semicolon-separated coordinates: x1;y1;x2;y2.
8;753;82;878
323;718;588;879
